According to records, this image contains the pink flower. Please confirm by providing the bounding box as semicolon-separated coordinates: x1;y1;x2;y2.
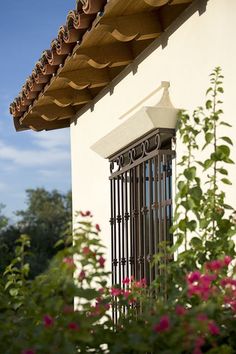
122;277;131;285
104;303;110;310
175;305;186;316
195;336;205;347
135;278;146;288
187;271;201;283
153;315;170;333
63;257;75;268
111;287;122;296
221;277;236;287
80;210;92;217
98;256;105;268
82;246;91;255
43;314;54;328
78;270;86;281
223;256;232;266
208;321;220;335
229;300;236;312
68;322;80;331
123;290;131;298
21;350;36;354
95;224;101;232
99;288;105;295
206;260;223;272
201;273;216;285
187;272;216;300
193;336;205;354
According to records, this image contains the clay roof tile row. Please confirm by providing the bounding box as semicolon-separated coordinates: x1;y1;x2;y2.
10;0;106;121
9;0;194;131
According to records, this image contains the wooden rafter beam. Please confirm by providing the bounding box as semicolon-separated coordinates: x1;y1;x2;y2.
97;11;162;42
143;0;191;5
29;104;76;121
74;42;133;68
58;67;110;90
16;114;70;132
159;2;190;29
44;87;92;107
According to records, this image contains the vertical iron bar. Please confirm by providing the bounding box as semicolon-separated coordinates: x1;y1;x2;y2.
137;165;142;280
163;153;168;298
130;168;135;279
153;156;158;281
163;154;167;246
110;179;115;322
117;176;122;288
148;159;153;284
134;168;137;281
124;171;129;280
142;161;147;282
121;173;125;288
113;177;117;324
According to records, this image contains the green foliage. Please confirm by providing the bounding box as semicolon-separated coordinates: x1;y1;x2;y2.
0;203;8;230
0;188;72;278
0;68;236;353
172;67;236;273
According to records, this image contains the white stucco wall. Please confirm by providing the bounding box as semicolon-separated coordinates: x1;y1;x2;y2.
70;0;236;270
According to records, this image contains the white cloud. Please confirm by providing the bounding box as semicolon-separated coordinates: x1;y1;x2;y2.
30;129;70;149
0;138;70;168
38;168;69;178
0;181;8;191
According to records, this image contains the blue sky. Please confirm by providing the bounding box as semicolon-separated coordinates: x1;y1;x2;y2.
0;0;75;220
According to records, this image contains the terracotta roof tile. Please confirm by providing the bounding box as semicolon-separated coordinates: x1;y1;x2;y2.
9;0;193;131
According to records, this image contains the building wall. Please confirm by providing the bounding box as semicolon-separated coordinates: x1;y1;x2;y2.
70;0;236;270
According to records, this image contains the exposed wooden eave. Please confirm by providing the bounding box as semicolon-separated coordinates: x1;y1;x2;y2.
10;0;194;131
44;87;92;107
59;67;110;89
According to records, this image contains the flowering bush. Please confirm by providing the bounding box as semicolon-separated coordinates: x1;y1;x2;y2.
0;68;236;353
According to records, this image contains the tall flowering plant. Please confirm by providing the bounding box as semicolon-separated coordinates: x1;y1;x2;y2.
0;69;236;353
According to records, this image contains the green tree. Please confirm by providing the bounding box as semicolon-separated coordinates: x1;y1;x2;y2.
16;188;72;277
0;203;8;231
0;189;72;278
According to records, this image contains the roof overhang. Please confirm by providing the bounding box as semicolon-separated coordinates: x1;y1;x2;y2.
9;0;193;132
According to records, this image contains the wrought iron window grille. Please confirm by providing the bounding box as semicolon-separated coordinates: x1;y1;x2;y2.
109;128;176;297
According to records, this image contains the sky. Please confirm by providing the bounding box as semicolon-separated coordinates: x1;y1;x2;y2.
0;0;76;220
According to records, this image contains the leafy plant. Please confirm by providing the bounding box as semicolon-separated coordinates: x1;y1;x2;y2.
0;69;236;353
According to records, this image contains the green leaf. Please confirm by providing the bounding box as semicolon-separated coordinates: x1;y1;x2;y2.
187;220;197;231
205;132;214;143
212;145;230;161
220;122;232;127
221;178;232;185
220;136;233;146
75;288;99;300
206;100;212;109
5;280;14;290
223;204;234;210
190;237;202;248
9;288;19;297
183;134;189;143
179;219;187;232
217;168;228;175
217;87;224;93
204;159;214;170
189;186;202;201
184;167;196;180
196;161;204;167
206;87;213;95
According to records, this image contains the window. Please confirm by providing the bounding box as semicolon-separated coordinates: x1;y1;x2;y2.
109;128;175;289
